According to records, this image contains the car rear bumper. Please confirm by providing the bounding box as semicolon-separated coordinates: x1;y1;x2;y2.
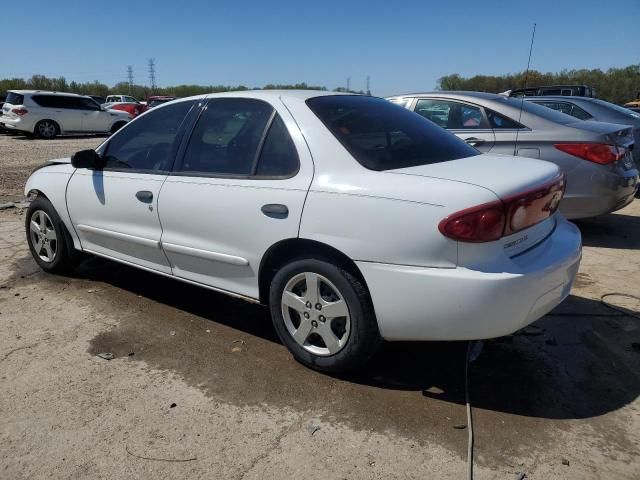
561;166;638;219
0;115;32;133
357;216;582;341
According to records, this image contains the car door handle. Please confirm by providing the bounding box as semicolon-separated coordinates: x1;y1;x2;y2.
464;137;485;146
261;204;288;219
136;190;153;203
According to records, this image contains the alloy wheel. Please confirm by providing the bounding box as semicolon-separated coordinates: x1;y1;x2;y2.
281;272;351;356
29;210;58;262
37;121;56;138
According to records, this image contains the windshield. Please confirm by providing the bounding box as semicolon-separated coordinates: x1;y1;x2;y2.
306;95;479;171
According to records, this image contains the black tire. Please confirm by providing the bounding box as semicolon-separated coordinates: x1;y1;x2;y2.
110;121;127;134
34;119;59;139
25;196;79;274
269;258;381;373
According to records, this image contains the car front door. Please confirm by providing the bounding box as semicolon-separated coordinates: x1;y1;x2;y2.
412;98;495;152
42;95;83;132
158;97;313;299
66;100;196;273
76;97;111;132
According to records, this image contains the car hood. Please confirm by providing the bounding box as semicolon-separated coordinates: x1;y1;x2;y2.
386;153;560;199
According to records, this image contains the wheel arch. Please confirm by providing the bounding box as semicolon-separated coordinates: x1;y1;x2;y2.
258;238;370;305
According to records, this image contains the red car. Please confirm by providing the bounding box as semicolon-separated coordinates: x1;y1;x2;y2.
106;102;145;117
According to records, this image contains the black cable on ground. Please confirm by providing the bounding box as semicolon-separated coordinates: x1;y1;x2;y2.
465;341;474;480
600;293;640;320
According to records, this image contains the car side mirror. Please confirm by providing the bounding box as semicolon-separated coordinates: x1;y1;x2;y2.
71;149;102;169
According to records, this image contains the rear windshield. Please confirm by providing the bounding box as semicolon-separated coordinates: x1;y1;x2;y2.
5;92;24;105
590;98;640;120
501;96;580;124
306;95;478;171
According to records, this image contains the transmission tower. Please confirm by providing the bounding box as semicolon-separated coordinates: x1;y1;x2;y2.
148;58;156;93
346;77;351;92
366;76;371;95
126;65;134;95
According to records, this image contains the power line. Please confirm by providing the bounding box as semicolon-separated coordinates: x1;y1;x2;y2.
148;58;156;93
126;65;134;94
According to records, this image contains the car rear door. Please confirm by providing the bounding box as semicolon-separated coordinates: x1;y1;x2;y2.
158;96;313;299
66;100;196;272
412;98;495;152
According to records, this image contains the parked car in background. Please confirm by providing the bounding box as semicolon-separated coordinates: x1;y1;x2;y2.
146;95;176;109
628;107;640;114
509;85;596;98
386;92;638;219
105;94;139;104
0;92;6;109
105;101;145;117
23;91;581;372
526;96;640;168
88;95;106;105
1;90;131;139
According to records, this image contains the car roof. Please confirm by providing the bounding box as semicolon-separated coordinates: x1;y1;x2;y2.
8;90;86;97
387;91;505;102
205;89;353;101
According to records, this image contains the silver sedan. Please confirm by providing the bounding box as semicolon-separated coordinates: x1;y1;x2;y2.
525;96;640;168
387;92;638;219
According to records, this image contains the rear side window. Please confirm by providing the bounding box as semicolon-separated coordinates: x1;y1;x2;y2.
486;109;524;129
6;92;25;105
255;115;299;177
307;95;478;171
32;95;78;109
178;98;273;176
103;100;195;172
414;99;487;129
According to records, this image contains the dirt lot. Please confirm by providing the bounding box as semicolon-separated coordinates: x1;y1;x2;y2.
1;134;639;479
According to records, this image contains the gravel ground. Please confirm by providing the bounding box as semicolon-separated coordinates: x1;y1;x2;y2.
0;133;104;202
0;134;639;479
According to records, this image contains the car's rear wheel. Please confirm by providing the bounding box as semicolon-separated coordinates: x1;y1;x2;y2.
269;258;380;372
34;120;59;139
110;121;127;134
25;196;79;273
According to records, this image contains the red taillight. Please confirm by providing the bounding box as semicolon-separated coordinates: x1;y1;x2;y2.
439;174;565;243
554;143;624;165
11;107;28;116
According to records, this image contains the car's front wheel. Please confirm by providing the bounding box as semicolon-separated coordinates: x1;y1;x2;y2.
25;196;79;273
269;258;380;373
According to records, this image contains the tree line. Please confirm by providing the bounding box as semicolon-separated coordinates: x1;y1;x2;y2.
437;64;640;104
0;75;370;100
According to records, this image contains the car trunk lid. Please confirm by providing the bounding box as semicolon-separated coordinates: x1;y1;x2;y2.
387;154;564;258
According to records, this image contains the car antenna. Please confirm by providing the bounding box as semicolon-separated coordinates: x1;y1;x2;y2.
514;23;537;155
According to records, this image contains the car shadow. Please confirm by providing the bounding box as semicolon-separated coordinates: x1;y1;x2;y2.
51;254;639;422
576;212;640;249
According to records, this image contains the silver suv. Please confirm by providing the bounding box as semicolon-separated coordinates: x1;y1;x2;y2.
0;90;131;139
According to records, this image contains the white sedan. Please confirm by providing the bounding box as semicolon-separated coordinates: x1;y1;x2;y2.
23;91;581;372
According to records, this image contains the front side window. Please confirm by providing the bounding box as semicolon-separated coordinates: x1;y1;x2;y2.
306;95;478;171
178;98;273;176
414;99;486;129
102;100;195;172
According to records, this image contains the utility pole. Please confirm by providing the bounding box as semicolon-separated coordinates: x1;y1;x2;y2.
126;65;134;95
148;58;156;93
366;76;371;95
346;77;350;92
